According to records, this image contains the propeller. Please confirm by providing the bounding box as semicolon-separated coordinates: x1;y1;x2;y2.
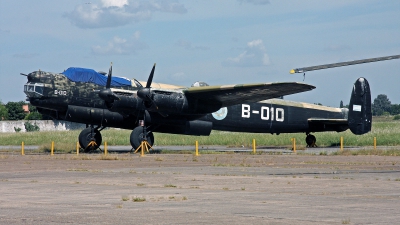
135;64;157;148
98;63;120;103
137;63;157;110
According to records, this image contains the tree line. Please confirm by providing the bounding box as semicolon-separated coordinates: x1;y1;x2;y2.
0;101;44;121
371;94;400;116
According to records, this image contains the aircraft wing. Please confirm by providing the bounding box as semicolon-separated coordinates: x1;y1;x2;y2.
183;82;315;107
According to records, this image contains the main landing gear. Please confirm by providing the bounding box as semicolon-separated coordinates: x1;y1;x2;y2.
305;133;317;147
130;125;154;152
78;126;104;152
77;124;155;154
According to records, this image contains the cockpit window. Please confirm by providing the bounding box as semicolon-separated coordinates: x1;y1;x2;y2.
24;83;44;98
35;85;44;94
133;79;143;88
24;84;35;93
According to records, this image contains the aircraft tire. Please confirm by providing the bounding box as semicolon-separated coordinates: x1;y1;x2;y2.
130;126;154;150
305;134;316;147
78;127;102;152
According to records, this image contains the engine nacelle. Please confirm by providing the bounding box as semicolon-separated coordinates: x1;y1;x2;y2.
107;95;140;114
151;92;188;114
151;91;221;115
65;105;128;128
184;120;212;136
151;120;213;136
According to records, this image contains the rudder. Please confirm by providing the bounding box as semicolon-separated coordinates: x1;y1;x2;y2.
348;77;372;135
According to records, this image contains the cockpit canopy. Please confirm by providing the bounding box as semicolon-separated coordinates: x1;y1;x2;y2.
191;81;209;87
24;82;44;98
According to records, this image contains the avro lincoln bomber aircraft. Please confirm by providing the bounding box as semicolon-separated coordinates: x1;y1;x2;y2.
22;58;378;151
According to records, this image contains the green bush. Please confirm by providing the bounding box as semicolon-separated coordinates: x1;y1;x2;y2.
24;121;40;132
25;112;42;120
394;115;400;120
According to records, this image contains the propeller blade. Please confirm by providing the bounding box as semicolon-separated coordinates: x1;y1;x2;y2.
106;62;112;89
98;62;120;103
136;63;159;111
146;63;156;88
20;73;28;76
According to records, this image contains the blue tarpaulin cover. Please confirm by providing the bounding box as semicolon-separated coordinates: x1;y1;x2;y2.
62;67;131;87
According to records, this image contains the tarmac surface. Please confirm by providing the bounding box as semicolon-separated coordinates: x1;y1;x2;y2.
1;150;400;224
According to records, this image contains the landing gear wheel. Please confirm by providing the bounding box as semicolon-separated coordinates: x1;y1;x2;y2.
130;126;154;150
306;134;317;147
78;127;103;152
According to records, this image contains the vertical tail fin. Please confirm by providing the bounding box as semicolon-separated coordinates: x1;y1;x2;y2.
348;77;372;134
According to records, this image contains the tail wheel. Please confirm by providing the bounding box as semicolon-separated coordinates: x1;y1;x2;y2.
130;126;154;150
78;127;102;152
305;134;317;147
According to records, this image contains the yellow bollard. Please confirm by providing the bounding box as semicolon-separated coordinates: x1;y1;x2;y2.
291;138;296;153
21;141;25;155
340;136;343;151
76;142;79;155
51;141;54;156
195;140;199;156
252;139;256;154
104;141;108;155
374;137;377;150
140;142;145;157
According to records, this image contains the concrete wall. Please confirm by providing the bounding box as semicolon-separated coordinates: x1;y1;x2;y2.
0;120;86;133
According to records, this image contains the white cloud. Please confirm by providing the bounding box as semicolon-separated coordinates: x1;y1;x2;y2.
64;0;187;29
101;0;129;8
132;30;141;39
91;33;147;55
223;39;270;67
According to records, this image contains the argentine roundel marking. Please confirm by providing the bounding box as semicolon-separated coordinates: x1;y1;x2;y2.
212;107;228;120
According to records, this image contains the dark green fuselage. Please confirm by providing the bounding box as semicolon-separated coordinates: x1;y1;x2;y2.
26;70;366;136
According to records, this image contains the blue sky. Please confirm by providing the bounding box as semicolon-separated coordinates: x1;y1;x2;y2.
1;0;399;107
